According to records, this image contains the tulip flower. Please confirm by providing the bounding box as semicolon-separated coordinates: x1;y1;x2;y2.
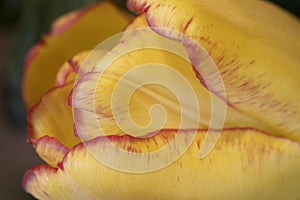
22;1;300;199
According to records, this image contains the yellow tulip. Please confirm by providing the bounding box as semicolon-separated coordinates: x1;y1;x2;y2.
23;1;300;199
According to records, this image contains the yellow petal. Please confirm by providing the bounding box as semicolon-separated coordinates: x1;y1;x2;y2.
54;60;77;87
30;136;68;167
55;49;110;87
28;83;80;148
71;15;275;141
23;2;131;108
125;13;149;30
127;0;300;142
23;128;300;199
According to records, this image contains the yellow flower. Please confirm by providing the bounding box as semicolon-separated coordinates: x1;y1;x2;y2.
23;1;300;199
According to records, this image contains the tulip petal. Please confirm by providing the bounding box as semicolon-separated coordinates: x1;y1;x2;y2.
30;136;68;167
71;15;275;141
55;49;110;87
23;128;300;199
54;60;77;87
127;0;300;142
28;83;81;148
23;2;131;108
23;165;77;199
124;13;149;30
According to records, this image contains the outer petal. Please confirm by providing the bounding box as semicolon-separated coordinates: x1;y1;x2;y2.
27;83;80;148
23;128;300;199
127;0;300;142
23;2;131;108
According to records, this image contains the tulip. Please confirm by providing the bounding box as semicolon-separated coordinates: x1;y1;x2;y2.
22;1;300;199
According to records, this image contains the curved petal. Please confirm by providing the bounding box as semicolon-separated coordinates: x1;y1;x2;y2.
23;128;300;199
55;49;110;87
23;2;131;108
30;136;68;167
71;15;275;141
27;83;81;148
54;60;77;87
124;13;149;30
127;0;300;142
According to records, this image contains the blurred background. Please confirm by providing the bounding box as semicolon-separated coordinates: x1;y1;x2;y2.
0;0;299;199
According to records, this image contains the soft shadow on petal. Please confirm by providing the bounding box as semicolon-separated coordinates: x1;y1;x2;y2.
23;128;300;200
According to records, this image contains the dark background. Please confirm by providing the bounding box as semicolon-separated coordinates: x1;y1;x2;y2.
0;0;299;199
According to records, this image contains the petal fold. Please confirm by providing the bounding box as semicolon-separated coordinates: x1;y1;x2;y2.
23;128;300;199
30;136;68;167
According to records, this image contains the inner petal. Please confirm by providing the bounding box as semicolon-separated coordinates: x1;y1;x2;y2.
71;26;275;141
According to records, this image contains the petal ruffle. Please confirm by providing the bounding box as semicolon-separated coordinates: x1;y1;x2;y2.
27;83;81;148
30;136;68;167
23;2;131;108
55;49;109;87
54;60;77;87
23;128;300;199
127;0;300;142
